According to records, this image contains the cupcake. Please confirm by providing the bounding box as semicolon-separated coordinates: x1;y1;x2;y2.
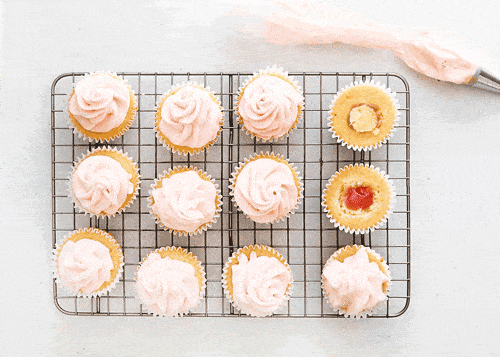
69;146;140;217
148;166;222;236
237;66;304;142
222;245;292;317
68;72;137;142
135;246;206;317
322;164;395;234
328;80;399;151
321;245;391;318
154;83;224;155
230;153;303;224
53;228;124;297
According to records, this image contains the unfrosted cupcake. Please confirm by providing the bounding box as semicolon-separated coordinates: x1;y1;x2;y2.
322;245;391;318
53;228;124;297
322;164;395;234
135;247;206;317
154;83;224;155
222;245;292;317
237;67;304;142
149;167;222;236
69;146;140;217
230;152;303;224
68;72;137;142
328;80;399;151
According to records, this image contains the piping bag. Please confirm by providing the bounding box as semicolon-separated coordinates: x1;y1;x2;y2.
226;1;500;94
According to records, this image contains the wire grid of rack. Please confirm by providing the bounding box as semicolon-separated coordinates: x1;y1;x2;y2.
51;71;410;318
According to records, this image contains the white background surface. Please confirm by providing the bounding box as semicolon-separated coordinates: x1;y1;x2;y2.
1;1;500;356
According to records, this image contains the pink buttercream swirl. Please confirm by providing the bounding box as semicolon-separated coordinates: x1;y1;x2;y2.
159;85;222;148
233;158;298;223
58;239;113;294
239;75;303;140
136;252;201;316
231;251;291;316
151;170;217;233
69;73;131;132
322;247;389;316
71;155;133;215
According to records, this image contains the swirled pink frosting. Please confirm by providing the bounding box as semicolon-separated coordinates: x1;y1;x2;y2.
69;74;131;132
322;248;389;316
136;252;201;316
58;239;113;294
231;251;291;316
238;75;303;140
72;155;134;215
151;170;217;233
233;158;298;223
159;85;222;148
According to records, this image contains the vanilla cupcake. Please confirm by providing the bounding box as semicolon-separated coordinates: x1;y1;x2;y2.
322;164;395;234
322;245;391;318
68;72;137;142
53;228;124;297
69;146;140;217
328;80;399;151
230;152;303;224
136;247;206;317
149;167;222;236
222;245;292;317
154;83;224;155
237;67;304;142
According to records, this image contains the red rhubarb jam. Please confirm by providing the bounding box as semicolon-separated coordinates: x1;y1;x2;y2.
343;186;374;210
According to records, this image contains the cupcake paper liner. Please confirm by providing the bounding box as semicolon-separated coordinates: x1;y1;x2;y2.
222;244;293;317
68;146;141;218
236;66;304;142
321;163;396;234
52;228;124;298
148;166;223;236
321;244;392;318
68;71;138;143
135;246;206;317
154;82;224;156
328;80;400;151
229;152;304;224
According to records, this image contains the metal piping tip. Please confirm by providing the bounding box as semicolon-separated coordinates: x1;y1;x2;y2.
465;67;500;94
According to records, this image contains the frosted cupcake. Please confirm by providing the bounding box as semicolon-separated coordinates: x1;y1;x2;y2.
149;167;222;236
222;245;292;317
322;245;391;318
322;164;395;234
328;80;399;151
154;83;224;155
237;67;304;142
136;247;206;317
68;72;137;142
229;152;303;224
69;146;140;217
53;228;124;297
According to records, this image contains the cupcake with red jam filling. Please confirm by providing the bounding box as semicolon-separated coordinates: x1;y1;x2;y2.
322;164;395;234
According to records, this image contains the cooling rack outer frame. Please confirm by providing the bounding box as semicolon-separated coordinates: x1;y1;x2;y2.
51;71;411;318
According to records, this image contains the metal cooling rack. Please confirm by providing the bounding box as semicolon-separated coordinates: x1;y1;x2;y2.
51;71;410;318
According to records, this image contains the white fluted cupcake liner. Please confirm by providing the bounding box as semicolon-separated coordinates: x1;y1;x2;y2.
321;163;396;234
68;71;138;143
148;166;222;236
222;244;293;317
328;80;400;151
236;66;304;142
154;82;224;156
68;146;141;218
135;246;206;317
321;244;392;318
229;152;303;224
52;228;124;298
